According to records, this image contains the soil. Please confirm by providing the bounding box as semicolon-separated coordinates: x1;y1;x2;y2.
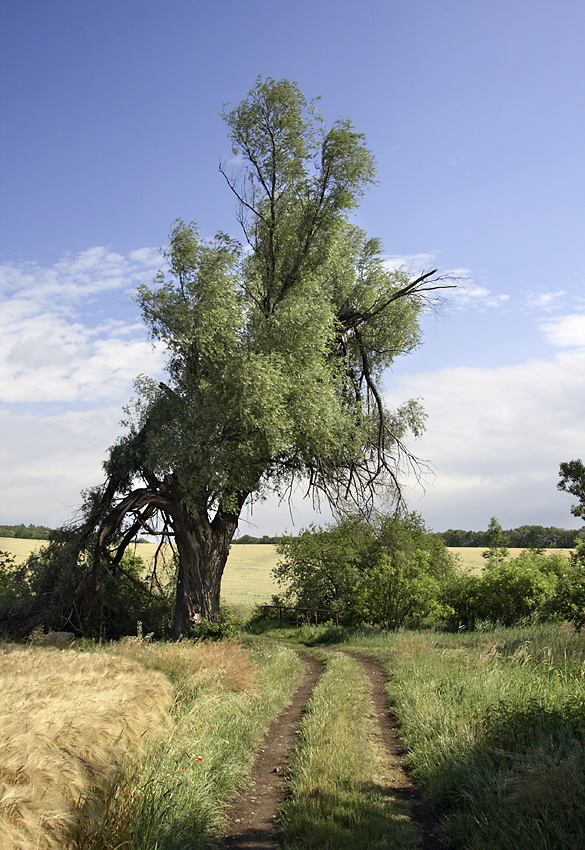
218;645;446;850
218;651;324;850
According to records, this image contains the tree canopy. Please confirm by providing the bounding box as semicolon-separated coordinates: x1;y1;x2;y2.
558;459;585;520
20;78;452;638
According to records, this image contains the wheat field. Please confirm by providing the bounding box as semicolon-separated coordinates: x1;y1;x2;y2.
0;539;574;604
0;646;173;850
0;538;282;605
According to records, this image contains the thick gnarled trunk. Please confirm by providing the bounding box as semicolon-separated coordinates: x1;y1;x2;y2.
170;507;237;639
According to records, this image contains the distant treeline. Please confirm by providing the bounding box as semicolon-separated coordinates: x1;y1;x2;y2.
3;523;583;549
0;524;53;540
232;534;282;544
437;525;585;548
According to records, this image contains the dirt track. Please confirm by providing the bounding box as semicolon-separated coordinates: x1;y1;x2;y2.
218;645;444;850
219;652;324;850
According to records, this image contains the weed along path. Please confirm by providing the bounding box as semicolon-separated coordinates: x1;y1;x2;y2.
219;651;325;850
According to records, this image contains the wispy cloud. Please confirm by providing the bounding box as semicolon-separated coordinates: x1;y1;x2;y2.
523;290;568;312
447;279;511;311
0;248;165;404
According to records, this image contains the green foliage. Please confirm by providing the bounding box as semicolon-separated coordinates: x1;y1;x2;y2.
74;77;448;634
0;536;173;640
559;458;585;519
275;512;457;628
232;534;281;544
438;524;584;548
482;516;509;565
190;605;243;640
542;541;585;629
0;550;15;596
0;524;52;539
442;547;580;629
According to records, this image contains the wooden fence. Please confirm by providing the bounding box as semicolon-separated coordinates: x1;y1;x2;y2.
260;604;340;628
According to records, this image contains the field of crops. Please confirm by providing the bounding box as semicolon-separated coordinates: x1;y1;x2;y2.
0;645;173;850
0;539;575;608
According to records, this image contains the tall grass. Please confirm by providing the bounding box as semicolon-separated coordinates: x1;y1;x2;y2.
0;645;173;850
281;652;421;850
380;624;585;850
269;621;585;849
79;638;304;850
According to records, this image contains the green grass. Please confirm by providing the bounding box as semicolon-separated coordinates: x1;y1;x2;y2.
291;623;585;850
281;651;421;850
385;627;585;849
77;638;304;850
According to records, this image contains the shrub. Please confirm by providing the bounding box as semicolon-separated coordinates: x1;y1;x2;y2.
190;605;243;640
542;541;585;629
0;536;173;640
442;549;571;629
275;511;458;629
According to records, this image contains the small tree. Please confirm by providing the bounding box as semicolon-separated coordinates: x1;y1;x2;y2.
482;517;509;566
558;459;585;519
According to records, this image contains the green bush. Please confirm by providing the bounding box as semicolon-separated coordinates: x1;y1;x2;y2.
0;537;173;639
275;512;457;629
0;550;15;596
442;549;573;630
190;605;243;640
541;541;585;629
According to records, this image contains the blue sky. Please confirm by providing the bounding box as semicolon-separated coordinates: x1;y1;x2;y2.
1;0;584;534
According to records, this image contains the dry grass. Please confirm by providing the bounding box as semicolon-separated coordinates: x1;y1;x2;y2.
111;636;258;695
0;646;173;850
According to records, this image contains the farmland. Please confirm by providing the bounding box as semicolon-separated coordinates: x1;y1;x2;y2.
0;539;575;606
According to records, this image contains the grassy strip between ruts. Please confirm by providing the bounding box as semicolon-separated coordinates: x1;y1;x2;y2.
307;623;584;850
78;638;304;850
281;651;421;850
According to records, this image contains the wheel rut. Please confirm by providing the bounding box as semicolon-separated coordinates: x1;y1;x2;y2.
344;650;446;850
218;650;324;850
218;645;444;850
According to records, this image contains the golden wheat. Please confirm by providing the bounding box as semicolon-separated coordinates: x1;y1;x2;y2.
0;646;173;850
112;637;258;694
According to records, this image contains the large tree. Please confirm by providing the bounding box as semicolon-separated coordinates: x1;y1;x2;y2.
77;78;450;637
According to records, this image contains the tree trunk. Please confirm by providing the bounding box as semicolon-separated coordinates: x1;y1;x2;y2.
170;506;237;639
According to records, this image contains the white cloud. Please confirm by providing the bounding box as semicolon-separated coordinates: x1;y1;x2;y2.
387;344;585;530
0;247;169;526
540;314;585;349
0;407;125;526
0;249;166;404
